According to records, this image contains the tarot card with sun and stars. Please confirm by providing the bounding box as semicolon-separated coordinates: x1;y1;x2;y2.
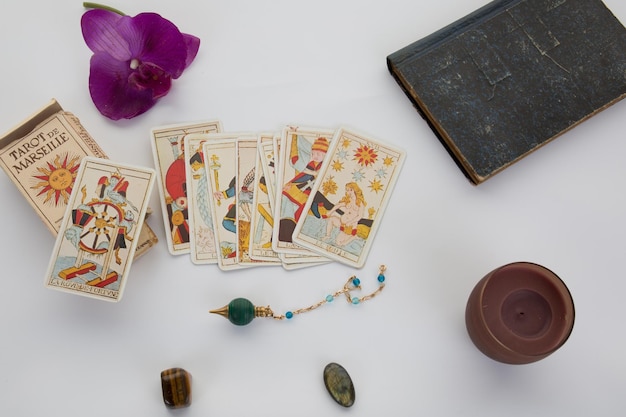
292;127;406;268
44;157;155;302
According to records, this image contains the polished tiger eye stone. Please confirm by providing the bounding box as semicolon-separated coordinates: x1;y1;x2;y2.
161;368;192;409
323;362;355;407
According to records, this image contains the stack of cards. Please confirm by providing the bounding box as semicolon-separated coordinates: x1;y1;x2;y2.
151;123;405;269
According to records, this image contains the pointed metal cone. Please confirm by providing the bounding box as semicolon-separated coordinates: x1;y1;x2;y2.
209;305;229;320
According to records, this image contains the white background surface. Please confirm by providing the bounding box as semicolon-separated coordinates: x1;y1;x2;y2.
0;0;625;415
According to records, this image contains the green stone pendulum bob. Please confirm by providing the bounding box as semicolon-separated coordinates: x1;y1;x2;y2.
210;297;274;326
210;265;387;325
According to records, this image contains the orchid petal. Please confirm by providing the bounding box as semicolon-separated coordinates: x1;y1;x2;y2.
81;9;131;61
182;33;201;71
88;54;156;120
126;13;189;78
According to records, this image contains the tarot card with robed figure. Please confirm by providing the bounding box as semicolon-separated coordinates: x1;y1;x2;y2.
202;136;244;270
270;131;329;269
184;134;219;264
150;121;222;256
248;133;282;264
44;157;155;302
272;126;336;259
261;133;325;269
292;127;405;268
236;135;275;266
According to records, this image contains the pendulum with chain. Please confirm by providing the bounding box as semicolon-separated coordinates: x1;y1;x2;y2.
210;265;387;326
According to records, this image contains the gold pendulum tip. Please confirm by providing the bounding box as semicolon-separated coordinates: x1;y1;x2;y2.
209;305;229;319
209;298;257;326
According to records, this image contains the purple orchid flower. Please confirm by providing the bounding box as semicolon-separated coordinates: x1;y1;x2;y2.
81;6;200;120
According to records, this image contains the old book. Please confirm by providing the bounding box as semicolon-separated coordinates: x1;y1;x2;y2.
387;0;626;184
0;99;158;257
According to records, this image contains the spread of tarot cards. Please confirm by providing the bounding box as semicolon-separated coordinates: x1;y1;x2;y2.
44;157;156;302
151;124;406;269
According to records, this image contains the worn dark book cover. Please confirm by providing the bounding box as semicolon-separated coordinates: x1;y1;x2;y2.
387;0;626;184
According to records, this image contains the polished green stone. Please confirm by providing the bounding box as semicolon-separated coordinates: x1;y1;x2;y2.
161;368;192;409
228;298;255;326
323;362;355;407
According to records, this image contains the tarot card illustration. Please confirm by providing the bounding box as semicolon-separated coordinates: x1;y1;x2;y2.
268;132;328;268
272;126;335;258
235;136;269;266
29;151;81;208
203;137;243;270
248;133;282;264
151;121;222;255
44;157;155;302
292;127;406;268
184;134;218;264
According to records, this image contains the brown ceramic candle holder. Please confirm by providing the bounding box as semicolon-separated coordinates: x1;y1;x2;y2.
465;262;575;364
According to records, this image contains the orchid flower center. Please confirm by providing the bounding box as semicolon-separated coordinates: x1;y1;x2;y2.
130;58;140;70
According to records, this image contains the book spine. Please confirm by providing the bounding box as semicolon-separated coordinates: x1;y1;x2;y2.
387;0;522;68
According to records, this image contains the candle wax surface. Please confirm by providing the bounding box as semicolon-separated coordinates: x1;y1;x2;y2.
501;289;553;338
481;263;574;357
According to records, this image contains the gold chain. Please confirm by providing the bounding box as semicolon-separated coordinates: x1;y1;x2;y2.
271;264;387;321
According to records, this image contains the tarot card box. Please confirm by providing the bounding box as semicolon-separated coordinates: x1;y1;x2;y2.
0;99;158;257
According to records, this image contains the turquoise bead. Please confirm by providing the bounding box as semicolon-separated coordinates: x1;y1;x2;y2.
326;295;334;302
351;297;360;304
378;273;385;283
352;278;361;286
227;298;255;326
286;311;294;319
